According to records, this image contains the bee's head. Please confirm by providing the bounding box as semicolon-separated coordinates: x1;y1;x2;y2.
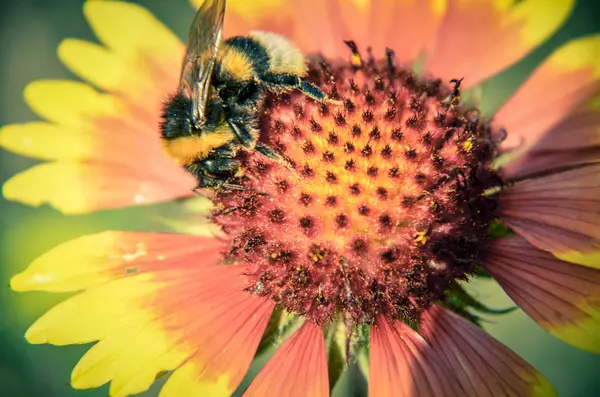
160;92;194;140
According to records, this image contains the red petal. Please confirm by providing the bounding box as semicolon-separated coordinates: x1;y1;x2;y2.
530;107;600;151
369;316;463;397
501;99;600;179
502;149;600;181
420;306;556;396
483;236;600;353
500;164;600;255
243;322;329;397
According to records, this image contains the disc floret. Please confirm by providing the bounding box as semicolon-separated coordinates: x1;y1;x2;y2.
212;55;502;326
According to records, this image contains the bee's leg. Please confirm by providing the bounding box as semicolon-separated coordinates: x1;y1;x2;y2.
227;117;258;149
204;157;246;191
262;72;337;104
299;81;330;102
256;143;297;177
255;143;285;162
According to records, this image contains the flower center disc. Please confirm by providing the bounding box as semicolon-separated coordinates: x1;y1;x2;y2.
212;57;501;325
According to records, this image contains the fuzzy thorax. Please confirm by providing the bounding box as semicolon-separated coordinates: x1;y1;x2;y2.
211;57;502;326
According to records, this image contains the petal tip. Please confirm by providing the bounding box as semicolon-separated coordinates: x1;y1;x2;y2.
531;372;557;397
24;322;49;345
9;271;34;292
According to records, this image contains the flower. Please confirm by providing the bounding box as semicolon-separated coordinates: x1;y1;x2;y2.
4;0;600;396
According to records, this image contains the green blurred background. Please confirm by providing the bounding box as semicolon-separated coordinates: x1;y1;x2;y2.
1;0;600;396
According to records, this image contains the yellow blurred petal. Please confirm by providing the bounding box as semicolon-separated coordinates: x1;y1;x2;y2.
71;337;128;389
0;122;93;160
455;0;512;10
531;374;558;397
10;231;135;293
509;0;575;46
191;0;289;16
160;362;232;397
157;218;220;237
58;39;134;92
84;1;182;57
547;303;600;354
190;0;368;21
108;331;189;397
24;80;120;126
547;33;600;76
3;162;90;214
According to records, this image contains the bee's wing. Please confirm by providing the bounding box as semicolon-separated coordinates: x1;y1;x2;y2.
179;0;226;128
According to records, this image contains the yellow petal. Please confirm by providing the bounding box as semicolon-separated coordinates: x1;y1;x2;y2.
84;1;181;58
24;80;120;126
0;122;94;160
24;275;157;345
3;162;91;214
25;274;190;397
159;362;232;397
11;231;134;293
556;251;600;269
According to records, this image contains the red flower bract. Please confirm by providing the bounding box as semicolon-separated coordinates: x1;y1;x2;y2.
211;55;502;325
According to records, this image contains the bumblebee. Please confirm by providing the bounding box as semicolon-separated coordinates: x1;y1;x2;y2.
160;0;331;189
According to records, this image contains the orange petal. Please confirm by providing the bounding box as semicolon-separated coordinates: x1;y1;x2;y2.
223;0;295;39
289;0;445;61
287;0;353;57
368;0;446;64
221;0;443;61
17;231;274;396
495;34;600;174
11;231;221;293
425;0;574;87
159;288;274;397
499;164;600;258
483;236;600;354
420;306;556;396
243;322;329;397
369;316;463;397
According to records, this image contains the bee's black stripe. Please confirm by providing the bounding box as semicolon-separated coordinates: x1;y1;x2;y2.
223;36;270;75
